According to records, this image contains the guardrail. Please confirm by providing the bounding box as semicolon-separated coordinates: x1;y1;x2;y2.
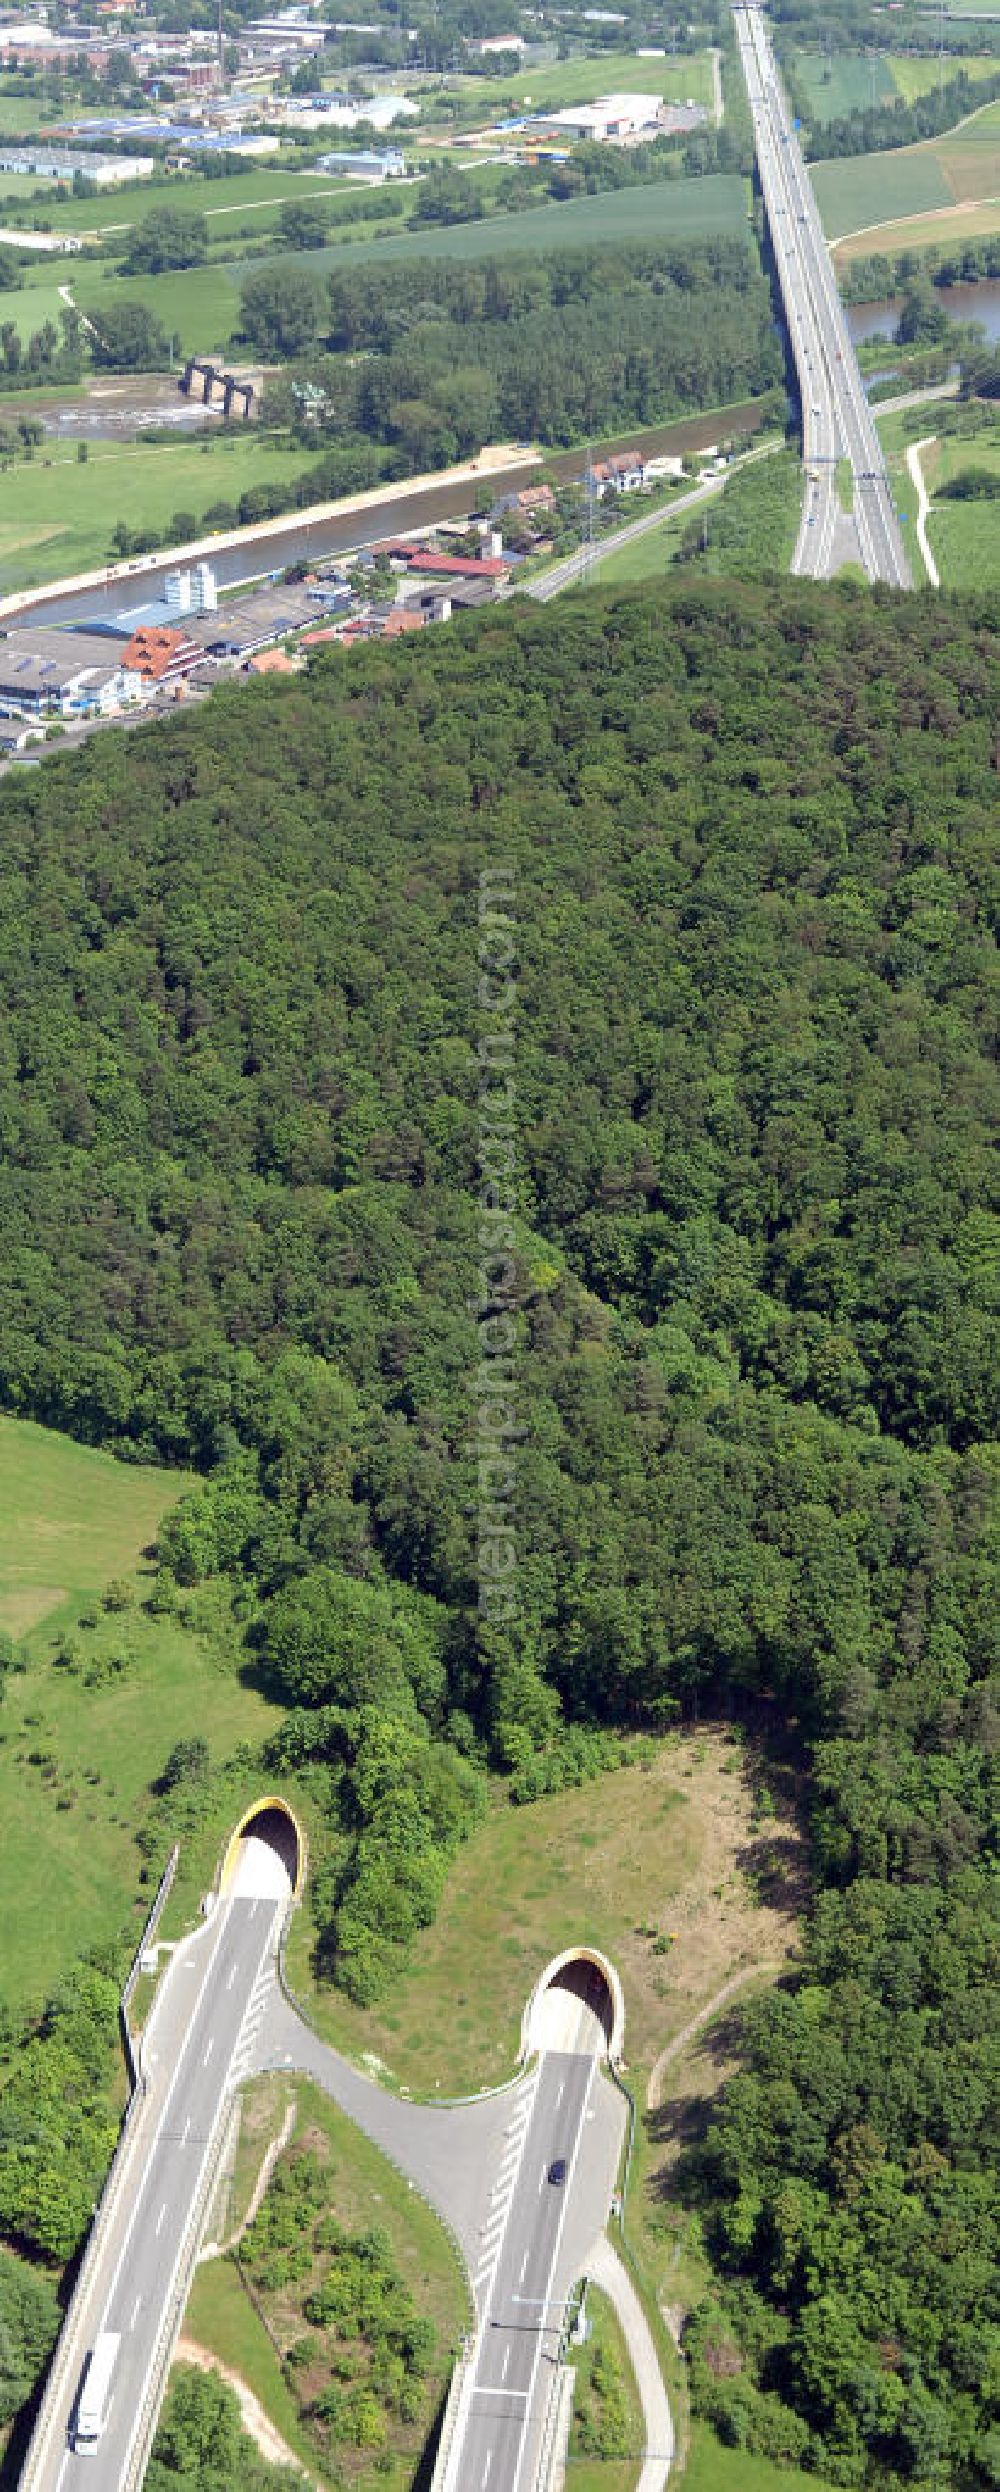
535;2360;575;2492
122;2093;237;2492
20;2057;151;2490
21;1847;183;2492
121;1843;180;2089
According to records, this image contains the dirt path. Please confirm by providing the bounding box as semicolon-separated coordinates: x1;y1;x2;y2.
906;434;940;586
710;47;723;127
585;2237;674;2492
173;2338;316;2481
217;2100;296;2255
647;1962;785;2112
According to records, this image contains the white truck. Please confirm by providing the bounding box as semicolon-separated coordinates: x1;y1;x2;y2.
73;2332;121;2453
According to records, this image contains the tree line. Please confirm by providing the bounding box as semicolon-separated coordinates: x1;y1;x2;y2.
244;239;782;460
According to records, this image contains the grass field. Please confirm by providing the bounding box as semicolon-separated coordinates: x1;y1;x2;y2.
0;94;68;136
593;500;699;583
286;1729;805;2098
873;405;928;581
187;2075;470;2491
0;426;321;588
0;1414;180;1640
920;413;1000;581
891;50;996;100
925;492;1000;580
793;49;896;121
30;165;355;238
0;170;57;198
684;2430;837;2492
0;1414;288;2009
73;256;242;356
449;48;715;115
0;277;69;340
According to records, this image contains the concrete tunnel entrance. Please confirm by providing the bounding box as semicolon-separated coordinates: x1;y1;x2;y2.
221;1796;306;1902
522;1947;625;2063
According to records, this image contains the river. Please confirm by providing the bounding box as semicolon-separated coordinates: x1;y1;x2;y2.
847;275;1000;346
10;401;765;630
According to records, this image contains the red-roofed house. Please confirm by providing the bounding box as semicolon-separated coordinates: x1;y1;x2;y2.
120;624;202;685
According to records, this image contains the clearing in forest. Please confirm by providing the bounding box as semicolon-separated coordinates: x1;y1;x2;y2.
285;1727;806;2098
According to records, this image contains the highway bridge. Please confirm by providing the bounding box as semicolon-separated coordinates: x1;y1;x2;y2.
734;3;911;588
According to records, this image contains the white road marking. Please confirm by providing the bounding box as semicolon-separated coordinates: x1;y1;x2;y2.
501;2346;510;2383
226;1966;237;1990
155;2203;167;2237
482;2452;493;2485
518;2253;528;2285
202;2038;214;2065
129;2293;143;2329
512;2055;597;2492
181;2117;190;2145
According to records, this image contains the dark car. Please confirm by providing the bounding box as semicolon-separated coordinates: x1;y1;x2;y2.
548;2158;567;2186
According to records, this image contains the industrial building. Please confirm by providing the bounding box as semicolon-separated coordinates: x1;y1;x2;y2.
0;628;141;719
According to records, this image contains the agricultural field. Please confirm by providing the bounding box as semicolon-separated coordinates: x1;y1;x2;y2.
933;91;1000;193
814;94;1000;238
255;171;749;283
0;425;321;588
834;194;1000;256
812;144;952;234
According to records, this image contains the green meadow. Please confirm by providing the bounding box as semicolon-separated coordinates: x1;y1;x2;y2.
0;1414;281;2008
0;426;322;588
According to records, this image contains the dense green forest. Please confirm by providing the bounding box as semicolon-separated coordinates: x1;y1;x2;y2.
247;239;782;454
0;579;997;2486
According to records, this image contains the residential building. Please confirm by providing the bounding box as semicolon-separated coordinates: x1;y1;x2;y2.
119;624;203;685
591;451;646;495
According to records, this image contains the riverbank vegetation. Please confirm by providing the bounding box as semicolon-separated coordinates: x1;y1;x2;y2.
0;578;995;2487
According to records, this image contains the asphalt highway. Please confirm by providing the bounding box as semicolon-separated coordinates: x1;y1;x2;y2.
53;1893;280;2492
449;2050;596;2492
734;3;911;588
